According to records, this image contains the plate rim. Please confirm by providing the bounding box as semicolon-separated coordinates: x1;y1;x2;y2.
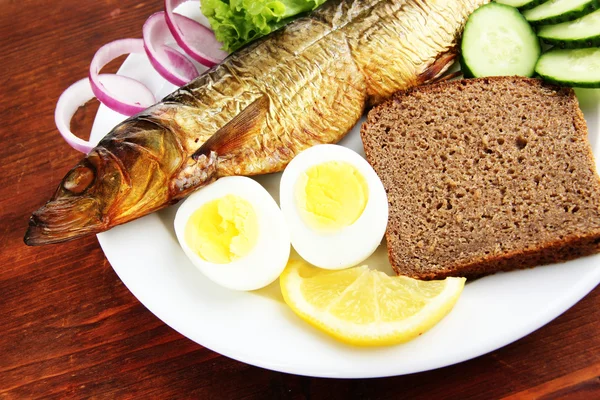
98;232;600;378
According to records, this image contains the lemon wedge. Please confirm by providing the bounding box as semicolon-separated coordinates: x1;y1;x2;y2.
279;260;466;346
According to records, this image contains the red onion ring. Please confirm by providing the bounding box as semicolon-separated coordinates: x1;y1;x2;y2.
57;8;227;152
55;78;96;154
89;38;156;116
143;12;200;86
55;75;154;153
164;0;228;67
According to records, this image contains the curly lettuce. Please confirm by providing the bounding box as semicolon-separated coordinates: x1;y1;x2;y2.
201;0;328;52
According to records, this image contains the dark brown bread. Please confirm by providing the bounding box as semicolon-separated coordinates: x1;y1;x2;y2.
361;76;600;280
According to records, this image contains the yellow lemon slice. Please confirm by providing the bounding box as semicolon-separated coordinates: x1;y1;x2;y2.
280;260;466;346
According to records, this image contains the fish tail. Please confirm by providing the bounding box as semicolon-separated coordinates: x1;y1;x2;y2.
416;48;459;86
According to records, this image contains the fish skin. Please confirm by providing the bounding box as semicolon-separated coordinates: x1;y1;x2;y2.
25;0;488;245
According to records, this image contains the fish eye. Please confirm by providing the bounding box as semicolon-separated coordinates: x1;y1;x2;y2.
63;165;95;194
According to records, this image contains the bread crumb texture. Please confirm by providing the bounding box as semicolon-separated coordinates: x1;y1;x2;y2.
361;76;600;280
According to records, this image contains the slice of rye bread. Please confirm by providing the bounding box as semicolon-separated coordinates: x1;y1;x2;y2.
361;76;600;280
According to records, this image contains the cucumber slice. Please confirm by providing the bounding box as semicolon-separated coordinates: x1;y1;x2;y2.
494;0;550;11
523;0;600;26
535;48;600;88
537;9;600;48
460;3;540;78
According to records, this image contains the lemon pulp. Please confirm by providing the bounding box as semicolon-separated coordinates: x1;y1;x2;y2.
295;161;368;232
280;260;465;346
185;194;258;264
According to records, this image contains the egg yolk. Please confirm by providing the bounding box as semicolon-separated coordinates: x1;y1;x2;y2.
296;161;369;232
184;194;258;264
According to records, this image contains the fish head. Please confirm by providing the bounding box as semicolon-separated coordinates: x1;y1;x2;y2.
25;113;189;246
24;149;126;245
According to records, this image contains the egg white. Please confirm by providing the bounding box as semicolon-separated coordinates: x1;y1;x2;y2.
174;176;290;291
279;144;389;270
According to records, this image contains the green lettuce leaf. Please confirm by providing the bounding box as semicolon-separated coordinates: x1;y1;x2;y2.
201;0;328;52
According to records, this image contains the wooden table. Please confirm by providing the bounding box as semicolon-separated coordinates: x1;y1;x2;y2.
1;1;599;398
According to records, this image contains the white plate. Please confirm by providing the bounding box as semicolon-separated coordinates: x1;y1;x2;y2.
87;6;600;379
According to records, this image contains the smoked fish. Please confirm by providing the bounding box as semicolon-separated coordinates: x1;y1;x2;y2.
25;0;488;245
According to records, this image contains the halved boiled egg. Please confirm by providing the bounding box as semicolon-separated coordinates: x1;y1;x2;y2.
174;176;290;291
279;144;388;270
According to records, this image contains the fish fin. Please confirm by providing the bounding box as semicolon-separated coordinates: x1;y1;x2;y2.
171;151;219;200
192;95;269;161
434;70;463;83
417;48;458;86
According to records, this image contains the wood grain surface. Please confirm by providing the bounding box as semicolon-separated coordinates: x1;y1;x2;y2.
1;1;599;398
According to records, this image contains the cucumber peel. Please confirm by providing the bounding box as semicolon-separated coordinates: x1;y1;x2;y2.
537;9;600;48
535;48;600;88
523;0;600;26
494;0;551;11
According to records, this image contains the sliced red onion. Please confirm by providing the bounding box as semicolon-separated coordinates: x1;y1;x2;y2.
89;38;156;116
55;78;96;153
55;75;152;153
143;12;199;86
164;0;228;67
57;8;226;152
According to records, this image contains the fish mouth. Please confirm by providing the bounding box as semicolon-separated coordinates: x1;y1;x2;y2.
24;197;104;246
